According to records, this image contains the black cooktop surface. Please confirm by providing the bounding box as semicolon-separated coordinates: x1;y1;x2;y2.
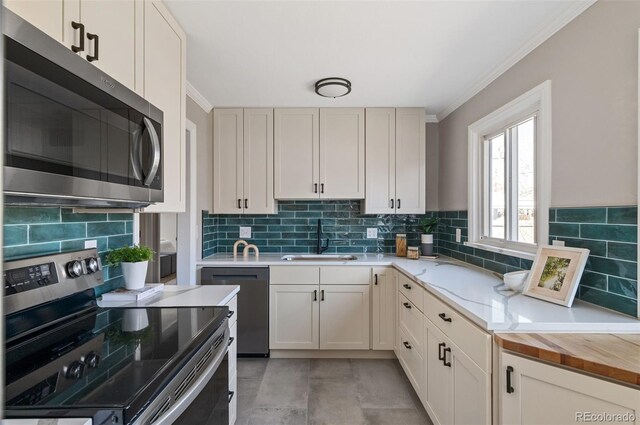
5;305;227;414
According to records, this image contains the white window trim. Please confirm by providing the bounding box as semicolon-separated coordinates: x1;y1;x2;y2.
467;80;552;260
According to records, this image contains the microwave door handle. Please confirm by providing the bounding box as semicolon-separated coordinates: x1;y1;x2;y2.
143;117;161;187
131;128;144;182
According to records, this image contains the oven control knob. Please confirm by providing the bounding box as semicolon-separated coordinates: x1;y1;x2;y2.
85;258;100;274
84;352;100;369
66;260;83;278
66;361;85;380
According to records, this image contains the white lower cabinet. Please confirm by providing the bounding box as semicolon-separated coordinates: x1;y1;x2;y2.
226;295;238;425
372;267;396;350
319;284;370;350
397;324;425;402
269;284;319;349
500;352;640;425
424;317;490;425
269;266;371;350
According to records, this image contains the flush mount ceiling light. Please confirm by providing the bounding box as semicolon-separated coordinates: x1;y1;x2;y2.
315;77;351;98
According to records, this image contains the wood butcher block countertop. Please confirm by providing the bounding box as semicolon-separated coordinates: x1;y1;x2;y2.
495;333;640;386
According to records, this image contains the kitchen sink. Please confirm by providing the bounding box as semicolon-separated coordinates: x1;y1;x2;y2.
281;254;358;261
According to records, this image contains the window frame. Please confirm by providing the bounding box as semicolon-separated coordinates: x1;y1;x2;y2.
467;81;552;260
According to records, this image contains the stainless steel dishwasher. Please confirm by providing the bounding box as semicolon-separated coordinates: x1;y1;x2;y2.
201;267;269;357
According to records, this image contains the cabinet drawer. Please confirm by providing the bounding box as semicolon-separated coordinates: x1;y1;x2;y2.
229;370;237;425
229;321;238;377
424;291;491;372
270;266;319;285
398;273;424;312
226;295;238;327
398;293;424;357
397;327;425;398
320;267;370;285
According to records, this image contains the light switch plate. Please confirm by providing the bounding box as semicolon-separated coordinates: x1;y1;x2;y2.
239;227;252;238
455;228;461;243
552;239;565;247
367;228;378;239
84;240;97;249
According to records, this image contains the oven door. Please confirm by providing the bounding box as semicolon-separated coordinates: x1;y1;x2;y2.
3;11;163;207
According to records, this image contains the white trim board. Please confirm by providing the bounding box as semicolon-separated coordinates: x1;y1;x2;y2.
186;81;213;113
436;0;596;122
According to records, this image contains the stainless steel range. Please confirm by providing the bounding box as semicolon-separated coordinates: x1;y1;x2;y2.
4;249;230;425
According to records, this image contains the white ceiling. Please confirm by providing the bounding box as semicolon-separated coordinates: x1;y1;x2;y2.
164;1;590;117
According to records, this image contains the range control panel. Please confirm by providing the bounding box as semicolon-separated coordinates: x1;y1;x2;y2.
4;262;60;295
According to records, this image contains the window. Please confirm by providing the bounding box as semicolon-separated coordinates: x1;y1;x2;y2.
468;81;551;259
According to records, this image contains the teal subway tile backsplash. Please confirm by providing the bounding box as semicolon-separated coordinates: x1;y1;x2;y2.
3;207;134;296
202;200;428;257
436;207;637;317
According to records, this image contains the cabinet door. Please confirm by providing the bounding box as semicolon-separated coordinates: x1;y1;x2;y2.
5;0;74;45
501;352;639;425
142;1;186;213
319;284;370;350
424;319;453;425
269;284;319;350
319;108;365;199
274;108;319;199
213;109;244;214
372;268;396;350
364;108;396;214
79;0;136;90
243;108;275;214
451;344;490;425
395;108;425;214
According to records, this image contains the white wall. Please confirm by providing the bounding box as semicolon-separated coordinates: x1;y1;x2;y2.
160;213;177;244
437;0;640;210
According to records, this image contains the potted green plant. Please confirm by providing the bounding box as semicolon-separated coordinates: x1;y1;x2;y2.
420;217;439;255
106;245;154;290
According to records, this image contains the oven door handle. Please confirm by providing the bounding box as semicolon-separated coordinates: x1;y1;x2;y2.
140;328;230;425
143;116;161;187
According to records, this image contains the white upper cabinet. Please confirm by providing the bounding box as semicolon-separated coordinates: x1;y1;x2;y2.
79;0;137;90
141;0;186;213
214;108;275;214
365;108;396;214
395;108;426;213
275;108;365;200
6;0;137;91
364;108;426;214
319;108;365;199
213;109;244;214
274;108;320;199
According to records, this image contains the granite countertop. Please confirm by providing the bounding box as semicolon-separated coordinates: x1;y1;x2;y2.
198;253;640;333
98;284;240;308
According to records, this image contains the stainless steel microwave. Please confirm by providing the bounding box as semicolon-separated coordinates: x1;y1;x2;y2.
3;9;163;208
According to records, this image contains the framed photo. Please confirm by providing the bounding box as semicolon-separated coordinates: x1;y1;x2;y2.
523;245;590;307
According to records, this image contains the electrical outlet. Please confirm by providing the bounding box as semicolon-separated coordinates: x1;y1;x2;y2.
84;240;97;249
455;228;461;243
239;227;252;238
367;228;378;239
552;239;565;247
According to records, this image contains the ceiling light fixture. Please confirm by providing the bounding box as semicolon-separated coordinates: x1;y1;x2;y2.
315;77;351;98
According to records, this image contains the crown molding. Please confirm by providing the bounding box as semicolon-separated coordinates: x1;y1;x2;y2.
436;0;596;122
425;114;438;123
186;81;213;113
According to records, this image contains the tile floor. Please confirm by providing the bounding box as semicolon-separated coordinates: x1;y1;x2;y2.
236;358;433;425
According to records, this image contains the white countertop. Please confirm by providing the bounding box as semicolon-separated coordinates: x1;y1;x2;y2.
98;284;239;308
2;420;91;425
198;254;640;332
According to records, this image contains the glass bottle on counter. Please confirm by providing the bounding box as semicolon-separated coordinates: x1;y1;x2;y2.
395;234;407;257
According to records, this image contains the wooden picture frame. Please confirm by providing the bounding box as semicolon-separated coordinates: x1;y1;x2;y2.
523;245;590;307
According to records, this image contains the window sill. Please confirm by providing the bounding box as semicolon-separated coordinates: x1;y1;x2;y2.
464;241;536;261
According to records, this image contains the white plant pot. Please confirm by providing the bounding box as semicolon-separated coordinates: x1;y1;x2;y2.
421;234;434;244
121;261;148;290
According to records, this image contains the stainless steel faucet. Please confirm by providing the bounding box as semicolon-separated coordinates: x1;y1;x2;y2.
316;219;329;254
